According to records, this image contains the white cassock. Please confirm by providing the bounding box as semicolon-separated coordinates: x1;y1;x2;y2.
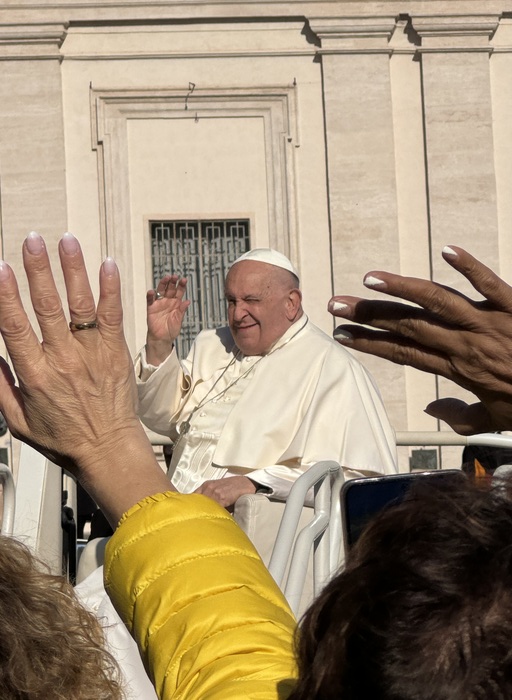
136;315;398;496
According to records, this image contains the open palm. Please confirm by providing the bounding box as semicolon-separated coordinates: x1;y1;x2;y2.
145;275;191;365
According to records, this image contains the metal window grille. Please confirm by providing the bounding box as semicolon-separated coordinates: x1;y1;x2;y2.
151;219;250;357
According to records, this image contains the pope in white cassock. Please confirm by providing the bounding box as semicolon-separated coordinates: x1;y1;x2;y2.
76;249;399;700
135;248;398;507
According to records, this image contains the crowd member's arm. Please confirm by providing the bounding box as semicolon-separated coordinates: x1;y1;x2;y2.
0;234;297;700
0;232;171;526
105;492;296;700
328;245;512;435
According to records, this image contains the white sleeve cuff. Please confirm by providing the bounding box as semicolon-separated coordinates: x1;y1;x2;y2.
136;346;169;382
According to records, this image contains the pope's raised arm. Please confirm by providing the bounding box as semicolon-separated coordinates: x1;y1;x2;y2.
145;273;191;366
329;245;512;435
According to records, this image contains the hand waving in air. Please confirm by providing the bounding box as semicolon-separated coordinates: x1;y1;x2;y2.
0;232;171;526
328;245;512;435
145;274;191;366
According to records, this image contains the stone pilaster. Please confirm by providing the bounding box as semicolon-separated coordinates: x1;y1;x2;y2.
0;23;69;328
413;15;500;280
309;16;409;436
490;17;512;282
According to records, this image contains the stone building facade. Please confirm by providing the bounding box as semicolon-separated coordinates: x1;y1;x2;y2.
1;1;511;469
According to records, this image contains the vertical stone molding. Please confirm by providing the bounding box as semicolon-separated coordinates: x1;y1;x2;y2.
410;14;500;428
308;16;401;272
490;17;512;281
0;59;68;298
309;16;408;428
388;17;437;432
413;15;500;280
0;21;69;263
388;17;429;279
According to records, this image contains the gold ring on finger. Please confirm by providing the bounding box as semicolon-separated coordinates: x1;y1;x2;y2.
69;320;99;332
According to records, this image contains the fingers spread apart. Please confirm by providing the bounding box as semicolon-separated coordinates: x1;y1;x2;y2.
329;296;459;353
0;258;43;371
332;324;453;378
442;245;512;314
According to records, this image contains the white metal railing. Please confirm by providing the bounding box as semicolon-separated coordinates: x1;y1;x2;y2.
395;431;512;449
0;463;16;536
264;432;512;614
268;461;342;615
8;430;505;590
148;429;512;451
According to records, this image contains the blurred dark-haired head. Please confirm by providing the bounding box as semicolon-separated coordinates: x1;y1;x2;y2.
291;476;512;700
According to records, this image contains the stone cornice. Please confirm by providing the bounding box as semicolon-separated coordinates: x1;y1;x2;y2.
413;14;500;36
309;16;397;53
413;14;500;51
0;22;67;58
0;2;510;26
309;13;504;54
0;12;509;59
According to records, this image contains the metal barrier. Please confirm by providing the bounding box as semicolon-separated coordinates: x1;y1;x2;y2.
0;463;16;536
268;461;342;615
9;430;510;590
396;431;512;449
266;432;512;615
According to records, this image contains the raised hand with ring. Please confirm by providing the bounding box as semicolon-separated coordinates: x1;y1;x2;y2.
0;231;171;526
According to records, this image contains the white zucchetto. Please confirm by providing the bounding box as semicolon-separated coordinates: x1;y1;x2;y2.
230;248;299;281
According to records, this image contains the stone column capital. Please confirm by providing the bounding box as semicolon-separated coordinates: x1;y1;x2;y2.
0;23;68;59
412;14;500;52
308;16;397;54
308;14;503;55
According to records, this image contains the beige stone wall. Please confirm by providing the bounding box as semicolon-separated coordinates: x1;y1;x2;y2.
309;10;511;466
1;1;512;471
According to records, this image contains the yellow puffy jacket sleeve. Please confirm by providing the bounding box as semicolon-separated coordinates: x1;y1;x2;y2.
104;492;297;700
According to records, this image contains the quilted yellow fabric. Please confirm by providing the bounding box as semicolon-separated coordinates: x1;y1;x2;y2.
104;492;297;700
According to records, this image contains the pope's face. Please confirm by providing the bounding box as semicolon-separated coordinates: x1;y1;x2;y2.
224;261;299;356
